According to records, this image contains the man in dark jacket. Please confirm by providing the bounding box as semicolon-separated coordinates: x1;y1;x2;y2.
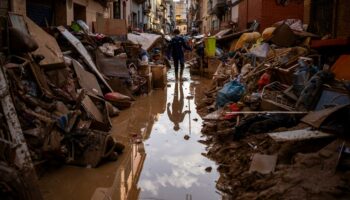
168;29;192;80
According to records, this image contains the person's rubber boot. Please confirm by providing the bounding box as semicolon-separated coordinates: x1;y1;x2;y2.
179;68;184;82
175;69;179;81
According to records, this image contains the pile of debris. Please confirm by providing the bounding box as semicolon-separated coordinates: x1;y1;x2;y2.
0;13;166;191
196;19;350;199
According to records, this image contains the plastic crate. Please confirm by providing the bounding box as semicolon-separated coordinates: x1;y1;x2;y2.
261;82;296;111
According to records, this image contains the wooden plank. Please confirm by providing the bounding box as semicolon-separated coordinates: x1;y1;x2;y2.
268;128;334;142
72;59;103;97
301;104;349;128
0;66;43;199
24;16;64;67
81;95;104;123
95;16;127;36
203;108;224;121
57;26;113;93
29;61;53;97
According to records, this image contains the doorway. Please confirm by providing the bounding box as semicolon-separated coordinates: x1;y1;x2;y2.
73;3;86;21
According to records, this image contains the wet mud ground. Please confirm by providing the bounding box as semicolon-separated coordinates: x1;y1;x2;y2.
39;67;220;200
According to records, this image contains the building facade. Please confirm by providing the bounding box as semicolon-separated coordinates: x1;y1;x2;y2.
175;0;187;34
187;0;200;34
7;0;174;34
238;0;304;31
198;0;305;34
198;0;208;34
10;0;111;28
197;0;238;34
139;0;174;33
165;0;175;34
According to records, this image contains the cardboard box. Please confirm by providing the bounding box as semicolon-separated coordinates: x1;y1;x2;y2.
151;65;167;89
95;17;127;36
141;72;152;94
138;64;151;76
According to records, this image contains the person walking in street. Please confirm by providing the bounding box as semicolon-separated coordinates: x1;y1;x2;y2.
168;29;192;80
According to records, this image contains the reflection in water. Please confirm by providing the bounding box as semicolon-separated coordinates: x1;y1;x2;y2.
90;88;165;200
38;68;219;200
91;142;146;200
138;68;219;200
167;81;190;131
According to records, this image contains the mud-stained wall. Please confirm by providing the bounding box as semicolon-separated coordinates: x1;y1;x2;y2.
66;0;110;28
261;0;304;31
238;0;304;31
10;0;110;28
238;0;262;30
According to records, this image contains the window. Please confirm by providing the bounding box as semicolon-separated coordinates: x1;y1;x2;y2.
132;12;137;28
212;19;219;31
73;3;86;21
138;10;140;28
27;0;54;26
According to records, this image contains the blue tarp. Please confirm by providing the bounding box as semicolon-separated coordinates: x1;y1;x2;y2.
216;81;245;108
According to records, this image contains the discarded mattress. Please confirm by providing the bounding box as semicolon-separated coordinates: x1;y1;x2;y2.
127;33;162;51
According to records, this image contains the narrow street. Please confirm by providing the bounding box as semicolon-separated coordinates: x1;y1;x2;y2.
2;1;350;199
39;67;220;200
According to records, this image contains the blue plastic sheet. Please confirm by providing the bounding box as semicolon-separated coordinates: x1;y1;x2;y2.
216;81;245;108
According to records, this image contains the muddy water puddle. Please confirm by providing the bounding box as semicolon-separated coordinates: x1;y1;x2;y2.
39;68;220;200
